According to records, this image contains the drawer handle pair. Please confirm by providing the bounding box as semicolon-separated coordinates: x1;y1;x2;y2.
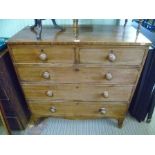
39;51;116;62
50;106;56;113
50;107;106;114
42;71;112;81
108;53;116;62
39;52;48;61
99;108;107;114
42;71;113;81
47;90;109;98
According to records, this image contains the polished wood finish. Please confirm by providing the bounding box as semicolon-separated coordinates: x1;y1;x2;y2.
8;25;151;128
79;47;145;65
11;45;75;63
16;65;139;84
22;84;133;102
28;101;128;119
8;25;151;45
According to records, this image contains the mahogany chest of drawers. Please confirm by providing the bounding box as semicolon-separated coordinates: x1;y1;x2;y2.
7;25;151;128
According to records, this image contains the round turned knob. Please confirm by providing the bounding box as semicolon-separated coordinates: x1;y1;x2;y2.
99;108;107;114
50;106;56;113
105;72;113;80
108;53;116;62
46;90;53;97
102;91;109;98
39;53;47;61
42;71;50;79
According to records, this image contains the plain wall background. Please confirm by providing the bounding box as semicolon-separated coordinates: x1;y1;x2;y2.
0;19;132;38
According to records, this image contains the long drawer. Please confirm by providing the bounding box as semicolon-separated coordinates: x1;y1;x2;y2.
28;101;128;118
16;65;139;84
10;45;75;63
22;84;133;102
79;47;145;65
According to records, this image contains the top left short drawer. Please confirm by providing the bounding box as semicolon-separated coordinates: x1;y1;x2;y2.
10;45;75;64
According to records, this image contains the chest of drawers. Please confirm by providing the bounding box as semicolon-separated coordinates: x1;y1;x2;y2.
8;25;151;128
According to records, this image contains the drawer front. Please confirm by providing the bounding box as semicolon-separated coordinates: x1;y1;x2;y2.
11;45;74;63
28;101;128;118
79;47;145;65
16;65;139;84
22;84;133;102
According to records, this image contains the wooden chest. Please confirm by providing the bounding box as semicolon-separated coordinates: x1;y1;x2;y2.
7;25;151;128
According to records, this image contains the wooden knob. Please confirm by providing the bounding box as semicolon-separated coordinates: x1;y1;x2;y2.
105;72;113;80
50;106;56;113
42;71;50;79
102;91;109;98
99;108;107;114
108;53;116;62
46;90;53;97
39;53;47;61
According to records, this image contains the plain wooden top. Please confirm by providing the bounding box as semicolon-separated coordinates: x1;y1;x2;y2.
8;25;152;46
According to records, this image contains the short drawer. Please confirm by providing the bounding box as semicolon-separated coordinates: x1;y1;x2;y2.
22;84;133;102
79;47;145;65
16;65;139;84
10;45;75;63
28;101;128;118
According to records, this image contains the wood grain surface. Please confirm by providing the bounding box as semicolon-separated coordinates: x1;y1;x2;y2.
7;25;151;127
21;84;133;102
28;100;128;119
16;65;139;84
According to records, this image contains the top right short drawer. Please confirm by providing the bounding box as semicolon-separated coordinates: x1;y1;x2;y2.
79;47;145;66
